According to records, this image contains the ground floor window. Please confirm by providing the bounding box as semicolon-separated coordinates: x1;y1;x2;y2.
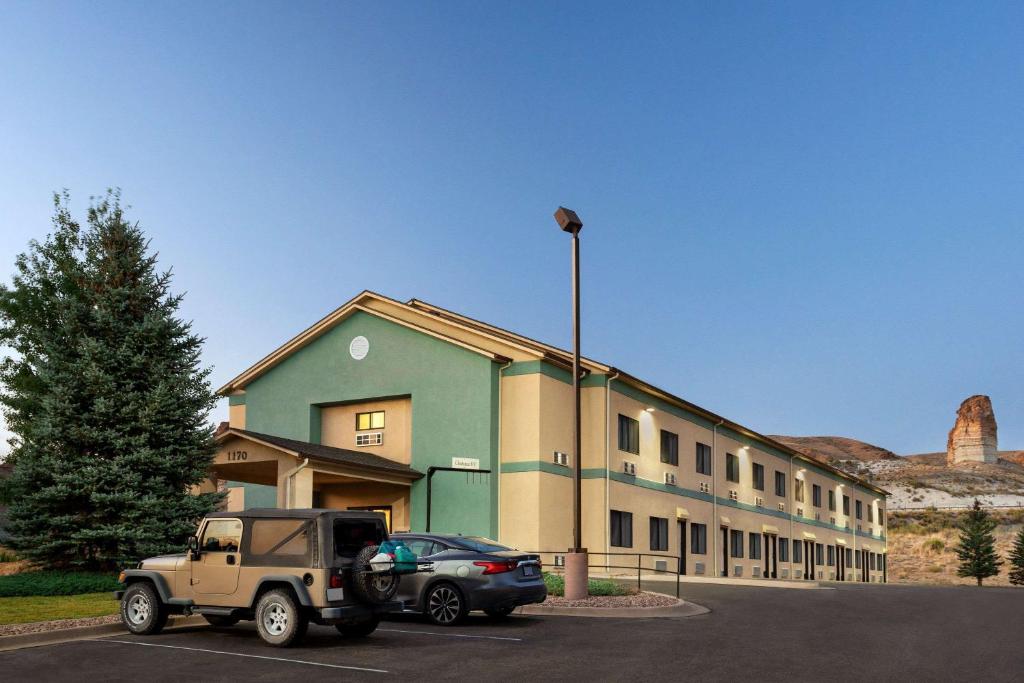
610;510;633;547
749;532;762;560
690;523;707;554
793;539;802;563
649;516;669;551
779;537;789;562
730;529;744;558
846;547;853;567
815;543;824;566
827;545;835;566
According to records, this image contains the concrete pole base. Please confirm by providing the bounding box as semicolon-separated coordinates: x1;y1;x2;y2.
564;550;589;600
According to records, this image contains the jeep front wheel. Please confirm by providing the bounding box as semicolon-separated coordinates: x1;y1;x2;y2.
255;589;308;647
120;582;168;635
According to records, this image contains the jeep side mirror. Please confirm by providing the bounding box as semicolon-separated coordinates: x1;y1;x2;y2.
187;535;200;560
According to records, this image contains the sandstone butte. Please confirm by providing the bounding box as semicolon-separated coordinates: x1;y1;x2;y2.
946;394;998;466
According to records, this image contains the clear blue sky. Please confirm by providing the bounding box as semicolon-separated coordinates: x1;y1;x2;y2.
1;1;1022;456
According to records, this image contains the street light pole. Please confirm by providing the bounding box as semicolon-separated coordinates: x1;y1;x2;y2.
554;206;588;600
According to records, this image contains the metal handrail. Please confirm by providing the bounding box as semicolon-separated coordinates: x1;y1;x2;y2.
528;550;684;598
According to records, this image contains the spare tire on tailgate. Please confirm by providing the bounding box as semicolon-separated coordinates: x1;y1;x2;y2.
351;544;400;605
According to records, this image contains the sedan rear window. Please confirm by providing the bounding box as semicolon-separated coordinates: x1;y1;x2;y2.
450;537;510;553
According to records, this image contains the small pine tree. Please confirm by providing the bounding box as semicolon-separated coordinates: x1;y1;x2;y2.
0;191;222;569
954;499;1002;586
1008;526;1024;586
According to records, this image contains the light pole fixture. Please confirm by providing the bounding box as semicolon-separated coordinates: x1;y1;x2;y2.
554;206;588;600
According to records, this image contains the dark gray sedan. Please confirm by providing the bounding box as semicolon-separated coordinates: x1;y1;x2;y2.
390;533;546;625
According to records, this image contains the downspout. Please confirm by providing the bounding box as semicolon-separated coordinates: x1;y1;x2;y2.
282;458;310;509
712;419;724;578
495;360;512;541
605;372;620;567
788;455;794;578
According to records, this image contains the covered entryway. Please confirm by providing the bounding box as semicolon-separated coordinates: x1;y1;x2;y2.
208;428;423;531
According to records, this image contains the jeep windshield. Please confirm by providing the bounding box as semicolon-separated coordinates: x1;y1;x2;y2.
333;519;387;560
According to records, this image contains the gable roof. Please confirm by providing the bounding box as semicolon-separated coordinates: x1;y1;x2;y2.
217;428;423;480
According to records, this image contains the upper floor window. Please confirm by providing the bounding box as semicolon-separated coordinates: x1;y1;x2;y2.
795;478;805;503
726;453;740;483
618;415;639;454
842;495;851;516
752;463;765;491
696;443;712;475
812;484;822;508
868;504;875;523
828;490;836;512
356;411;385;431
855;500;863;520
660;430;679;466
774;471;786;497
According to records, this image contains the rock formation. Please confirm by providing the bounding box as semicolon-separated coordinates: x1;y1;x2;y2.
947;395;998;465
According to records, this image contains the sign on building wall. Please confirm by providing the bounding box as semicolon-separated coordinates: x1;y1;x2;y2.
451;457;480;470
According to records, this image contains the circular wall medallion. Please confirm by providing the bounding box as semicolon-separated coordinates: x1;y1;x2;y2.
349;336;369;360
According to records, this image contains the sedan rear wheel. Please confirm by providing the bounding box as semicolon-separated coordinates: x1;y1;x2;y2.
425;583;467;626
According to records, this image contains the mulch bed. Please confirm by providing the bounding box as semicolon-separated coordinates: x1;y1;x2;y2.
0;614;120;637
541;591;679;608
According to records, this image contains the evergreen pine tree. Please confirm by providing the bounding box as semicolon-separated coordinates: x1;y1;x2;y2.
1008;526;1024;586
0;191;222;569
954;499;1002;586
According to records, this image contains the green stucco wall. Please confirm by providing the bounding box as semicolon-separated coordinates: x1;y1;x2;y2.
240;310;499;537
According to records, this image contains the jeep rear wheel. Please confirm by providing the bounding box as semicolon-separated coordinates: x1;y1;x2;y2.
120;582;168;635
255;589;308;647
335;617;380;638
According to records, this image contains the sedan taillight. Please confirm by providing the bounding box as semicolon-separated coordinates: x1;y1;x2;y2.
473;560;518;575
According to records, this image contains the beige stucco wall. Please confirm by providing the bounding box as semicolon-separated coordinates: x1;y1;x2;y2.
229;403;246;429
320;397;411;464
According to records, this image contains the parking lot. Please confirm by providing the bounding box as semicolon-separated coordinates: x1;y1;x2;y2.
3;582;1024;681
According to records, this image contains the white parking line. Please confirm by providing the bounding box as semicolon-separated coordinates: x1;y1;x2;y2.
95;639;388;673
377;628;522;641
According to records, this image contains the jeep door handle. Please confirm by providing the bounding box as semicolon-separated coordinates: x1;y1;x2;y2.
226;555;236;565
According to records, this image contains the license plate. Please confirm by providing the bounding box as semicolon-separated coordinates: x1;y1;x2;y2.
522;565;536;576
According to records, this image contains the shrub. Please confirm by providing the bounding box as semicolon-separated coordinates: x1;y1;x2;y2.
0;571;120;597
924;539;945;553
0;549;19;563
542;572;629;597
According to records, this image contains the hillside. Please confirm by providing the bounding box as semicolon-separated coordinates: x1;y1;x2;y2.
768;435;898;464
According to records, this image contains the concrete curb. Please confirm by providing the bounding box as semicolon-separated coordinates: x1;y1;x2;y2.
516;598;710;618
0;615;207;652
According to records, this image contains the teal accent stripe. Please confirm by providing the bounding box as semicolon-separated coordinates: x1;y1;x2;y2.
228;394;246;406
498;461;886;540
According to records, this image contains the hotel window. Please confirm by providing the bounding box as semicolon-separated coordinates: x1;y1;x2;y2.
779;537;789;562
618;415;639;455
690;523;707;555
827;545;835;566
730;530;744;558
842;495;851;516
812;484;822;508
774;471;786;497
815;543;824;566
846;548;853;567
855;552;861;569
795;478;805;503
749;533;762;560
660;430;679;466
828;490;836;512
752;463;764;491
649;517;669;551
856;500;863;520
355;410;385;431
695;443;712;475
868;505;875;523
610;510;633;548
726;453;740;483
879;508;885;525
793;539;802;564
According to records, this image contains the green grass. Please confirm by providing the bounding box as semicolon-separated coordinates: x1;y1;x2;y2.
542;572;630;597
925;538;946;553
0;592;118;625
0;571;121;598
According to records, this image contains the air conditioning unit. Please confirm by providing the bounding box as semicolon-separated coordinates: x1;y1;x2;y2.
554;555;565;567
729;490;738;501
553;451;569;467
777;502;785;511
699;482;710;493
655;560;667;572
664;472;677;486
781;569;790;579
754;497;764;507
814;512;821;521
623;461;637;476
355;432;383;447
829;572;835;580
794;570;802;579
830;517;836;525
753;565;761;577
733;565;743;577
796;508;804;517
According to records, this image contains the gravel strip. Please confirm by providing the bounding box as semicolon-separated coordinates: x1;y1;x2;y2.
0;614;121;637
542;591;679;608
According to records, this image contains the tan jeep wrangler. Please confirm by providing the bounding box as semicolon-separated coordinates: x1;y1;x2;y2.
116;509;409;647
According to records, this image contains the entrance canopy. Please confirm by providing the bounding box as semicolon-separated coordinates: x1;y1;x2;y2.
212;429;423;515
